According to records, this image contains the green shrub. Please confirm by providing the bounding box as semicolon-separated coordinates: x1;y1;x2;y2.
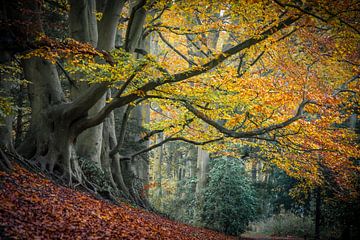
201;157;257;235
161;177;198;224
250;213;314;238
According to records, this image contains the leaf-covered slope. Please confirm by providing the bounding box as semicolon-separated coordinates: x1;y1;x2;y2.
0;166;235;240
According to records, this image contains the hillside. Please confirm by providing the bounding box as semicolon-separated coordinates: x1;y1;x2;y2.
0;165;235;240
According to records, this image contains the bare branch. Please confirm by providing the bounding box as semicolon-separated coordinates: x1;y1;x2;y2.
163;14;302;85
114;61;148;98
238;28;297;77
273;0;327;22
323;8;360;35
274;0;360;34
130;136;223;159
157;31;197;66
185;34;209;58
184;99;316;139
148;3;170;25
138;129;164;143
56;61;78;89
238;51;264;77
67;83;108;119
236;53;245;76
333;74;360;96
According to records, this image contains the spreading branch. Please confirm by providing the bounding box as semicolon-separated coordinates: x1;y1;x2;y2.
130;136;223;159
73;14;302;136
114;61;149;98
157;31;197;66
273;0;360;34
138;129;164;143
184;99;316;139
333;74;360;96
273;0;327;22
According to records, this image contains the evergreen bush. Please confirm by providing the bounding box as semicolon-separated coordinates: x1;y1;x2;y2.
201;157;257;235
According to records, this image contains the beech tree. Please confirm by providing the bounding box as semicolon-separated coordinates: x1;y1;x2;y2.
0;0;359;204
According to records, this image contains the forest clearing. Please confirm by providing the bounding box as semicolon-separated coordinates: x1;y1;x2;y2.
0;0;359;239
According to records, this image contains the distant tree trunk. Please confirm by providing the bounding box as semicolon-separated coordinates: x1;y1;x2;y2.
190;153;197;179
315;188;321;240
251;159;257;182
165;147;172;178
0;75;14;171
191;12;220;192
153;132;164;207
196;147;210;193
14;83;25;147
0;116;14;152
158;138;164;198
0;73;15;154
222;18;239;52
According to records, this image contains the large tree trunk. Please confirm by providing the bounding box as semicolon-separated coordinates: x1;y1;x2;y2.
1;1;79;181
1;0;42;158
69;0;105;166
19;58;77;180
19;56;111;189
0;73;14;171
314;188;321;240
69;0;98;46
96;0;131;199
12;0;150;205
115;0;150;206
101;92;131;199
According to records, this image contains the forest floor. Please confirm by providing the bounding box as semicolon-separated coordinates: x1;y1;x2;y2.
0;164;304;240
0;164;237;240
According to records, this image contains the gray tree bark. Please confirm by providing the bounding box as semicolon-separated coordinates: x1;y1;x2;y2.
21;58;74;179
115;0;150;206
0;73;14;171
70;0;134;198
69;0;98;46
69;0;104;167
0;73;15;153
195;147;210;193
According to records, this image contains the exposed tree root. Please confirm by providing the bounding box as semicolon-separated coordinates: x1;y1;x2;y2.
1;144;151;209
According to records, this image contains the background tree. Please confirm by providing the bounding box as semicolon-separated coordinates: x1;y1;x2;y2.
201;157;257;235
